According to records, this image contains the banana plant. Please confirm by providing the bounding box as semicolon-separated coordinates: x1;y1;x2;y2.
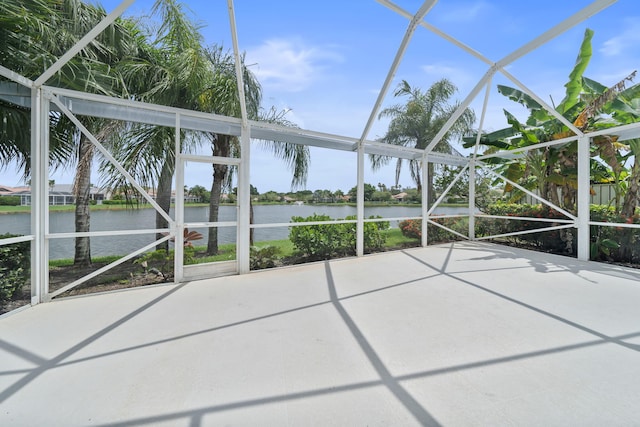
465;28;640;216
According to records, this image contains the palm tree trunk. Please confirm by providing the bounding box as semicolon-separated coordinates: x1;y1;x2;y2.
207;162;227;255
155;158;173;252
250;201;254;245
74;134;93;266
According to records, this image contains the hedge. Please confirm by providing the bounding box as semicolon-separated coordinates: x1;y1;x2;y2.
478;203;640;263
0;196;21;206
397;203;640;263
289;214;389;259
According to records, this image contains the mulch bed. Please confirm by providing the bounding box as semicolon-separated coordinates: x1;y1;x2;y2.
1;260;169;315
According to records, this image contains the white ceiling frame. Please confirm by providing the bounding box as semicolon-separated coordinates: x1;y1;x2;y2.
376;3;627;160
376;0;492;66
358;0;439;146
0;0;629;170
0;64;34;88
423;0;616;155
227;0;249;129
2;82;458;161
494;0;617;70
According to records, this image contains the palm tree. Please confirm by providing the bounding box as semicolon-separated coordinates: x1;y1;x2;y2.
102;2;310;257
100;0;211;252
0;0;81;175
199;48;310;254
371;79;475;206
0;0;138;265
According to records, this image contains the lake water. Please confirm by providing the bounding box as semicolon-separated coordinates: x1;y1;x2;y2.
0;204;469;260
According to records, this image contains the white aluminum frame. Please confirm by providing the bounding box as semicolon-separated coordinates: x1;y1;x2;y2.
2;0;640;310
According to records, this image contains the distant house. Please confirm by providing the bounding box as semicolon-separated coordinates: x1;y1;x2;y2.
392;192;408;202
0;185;29;196
0;184;105;206
142;189;202;203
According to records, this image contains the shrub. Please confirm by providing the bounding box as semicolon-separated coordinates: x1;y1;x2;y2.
289;214;389;259
0;196;21;206
481;202;571;252
0;234;30;303
250;245;281;270
398;217;468;243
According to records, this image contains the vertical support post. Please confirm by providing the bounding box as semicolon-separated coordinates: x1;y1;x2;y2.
227;0;251;273
174;114;184;283
577;135;590;261
468;159;476;240
421;153;429;247
356;144;365;256
30;87;50;303
237;127;251;273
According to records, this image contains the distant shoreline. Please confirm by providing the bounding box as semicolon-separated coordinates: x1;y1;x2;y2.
0;202;466;214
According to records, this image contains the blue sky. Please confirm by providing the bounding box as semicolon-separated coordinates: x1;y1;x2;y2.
3;0;640;193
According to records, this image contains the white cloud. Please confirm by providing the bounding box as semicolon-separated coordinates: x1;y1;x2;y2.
245;38;342;92
600;18;640;57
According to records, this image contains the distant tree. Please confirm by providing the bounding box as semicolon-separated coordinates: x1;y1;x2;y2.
372;190;392;202
189;185;210;203
348;183;376;201
259;191;281;202
403;188;420;203
434;165;469;202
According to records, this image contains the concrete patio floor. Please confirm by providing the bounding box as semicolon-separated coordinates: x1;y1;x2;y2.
1;241;639;426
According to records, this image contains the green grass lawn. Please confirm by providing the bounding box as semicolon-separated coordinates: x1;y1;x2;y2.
47;229;416;267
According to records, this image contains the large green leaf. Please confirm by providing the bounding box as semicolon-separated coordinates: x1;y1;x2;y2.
557;28;594;115
497;85;542;110
462;126;518;148
504;110;539;144
609;83;640;121
582;76;607;95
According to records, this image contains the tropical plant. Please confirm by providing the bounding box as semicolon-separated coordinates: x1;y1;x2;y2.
465;29;640;218
372;79;475;206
